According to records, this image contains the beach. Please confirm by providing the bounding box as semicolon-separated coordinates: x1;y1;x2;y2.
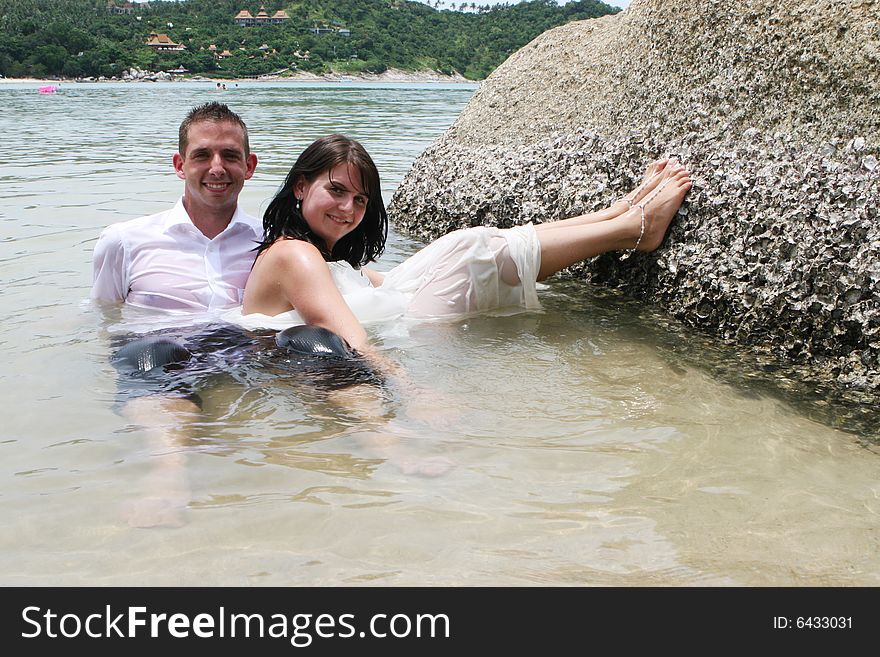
0;67;473;86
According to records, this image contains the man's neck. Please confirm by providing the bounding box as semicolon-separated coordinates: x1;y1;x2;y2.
182;198;235;240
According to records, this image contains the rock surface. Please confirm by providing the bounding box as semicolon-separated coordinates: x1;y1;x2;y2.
389;0;880;402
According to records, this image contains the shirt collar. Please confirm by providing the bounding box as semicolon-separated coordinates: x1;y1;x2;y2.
163;197;257;237
227;204;260;232
163;198;197;233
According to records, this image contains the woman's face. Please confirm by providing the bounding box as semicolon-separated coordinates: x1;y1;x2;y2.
295;162;369;250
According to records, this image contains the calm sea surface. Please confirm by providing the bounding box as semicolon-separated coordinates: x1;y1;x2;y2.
0;81;878;586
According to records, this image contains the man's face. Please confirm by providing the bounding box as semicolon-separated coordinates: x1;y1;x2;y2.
173;120;257;220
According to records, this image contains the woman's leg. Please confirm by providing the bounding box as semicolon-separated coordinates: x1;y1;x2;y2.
534;158;671;233
536;165;692;280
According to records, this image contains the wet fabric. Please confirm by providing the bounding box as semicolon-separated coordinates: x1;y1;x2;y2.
230;223;542;330
110;323;381;407
91;199;262;311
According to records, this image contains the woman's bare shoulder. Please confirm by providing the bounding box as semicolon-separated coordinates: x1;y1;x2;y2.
244;239;333;315
258;238;327;271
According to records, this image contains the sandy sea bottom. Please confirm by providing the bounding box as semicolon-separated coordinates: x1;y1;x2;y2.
0;81;877;586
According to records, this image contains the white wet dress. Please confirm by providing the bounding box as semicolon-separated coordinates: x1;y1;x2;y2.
227;224;542;331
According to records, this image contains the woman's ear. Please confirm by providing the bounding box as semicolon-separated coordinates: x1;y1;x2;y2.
293;176;305;201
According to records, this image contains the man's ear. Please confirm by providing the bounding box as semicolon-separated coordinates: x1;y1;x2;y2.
172;153;186;180
244;153;257;180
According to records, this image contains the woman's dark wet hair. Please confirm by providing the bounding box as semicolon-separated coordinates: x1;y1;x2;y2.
257;134;387;267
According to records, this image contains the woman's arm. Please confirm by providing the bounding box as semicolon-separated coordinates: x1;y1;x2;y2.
244;239;370;353
245;239;457;447
362;267;385;287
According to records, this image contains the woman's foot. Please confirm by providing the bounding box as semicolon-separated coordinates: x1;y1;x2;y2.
621;165;692;253
614;158;671;212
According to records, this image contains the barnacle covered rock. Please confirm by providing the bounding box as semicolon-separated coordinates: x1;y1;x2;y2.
389;0;880;404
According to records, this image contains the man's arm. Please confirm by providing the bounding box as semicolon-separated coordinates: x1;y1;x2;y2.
90;224;127;302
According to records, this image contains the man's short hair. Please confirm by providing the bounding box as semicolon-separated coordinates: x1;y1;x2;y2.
178;102;250;156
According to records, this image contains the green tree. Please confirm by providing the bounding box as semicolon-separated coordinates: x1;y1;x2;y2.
31;45;67;74
0;0;619;79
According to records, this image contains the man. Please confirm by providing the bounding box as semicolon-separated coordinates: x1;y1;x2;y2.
91;101;260;311
90;102;259;528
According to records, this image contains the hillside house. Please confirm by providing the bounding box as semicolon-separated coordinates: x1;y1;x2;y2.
235;7;290;26
107;1;135;14
145;33;186;52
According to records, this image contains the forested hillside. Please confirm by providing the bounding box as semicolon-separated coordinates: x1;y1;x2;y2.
0;0;619;79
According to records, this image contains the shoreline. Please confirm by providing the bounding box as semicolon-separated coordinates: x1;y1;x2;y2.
0;67;476;86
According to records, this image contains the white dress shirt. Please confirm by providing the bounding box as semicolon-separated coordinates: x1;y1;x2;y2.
91;198;262;311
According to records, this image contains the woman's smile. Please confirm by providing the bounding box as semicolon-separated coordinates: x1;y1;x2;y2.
296;162;369;249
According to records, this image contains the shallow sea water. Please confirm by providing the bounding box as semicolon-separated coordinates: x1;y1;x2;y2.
0;81;877;586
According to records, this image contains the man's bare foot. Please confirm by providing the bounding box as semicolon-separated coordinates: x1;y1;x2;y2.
618;164;691;253
123;495;188;528
395;455;455;478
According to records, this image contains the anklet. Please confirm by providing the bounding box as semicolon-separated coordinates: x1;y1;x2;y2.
618;177;674;260
617;169;662;209
619;205;645;260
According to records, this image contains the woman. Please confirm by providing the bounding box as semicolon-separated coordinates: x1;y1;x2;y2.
241;134;692;356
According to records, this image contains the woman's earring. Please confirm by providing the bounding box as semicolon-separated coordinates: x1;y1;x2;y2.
295;198;302;212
